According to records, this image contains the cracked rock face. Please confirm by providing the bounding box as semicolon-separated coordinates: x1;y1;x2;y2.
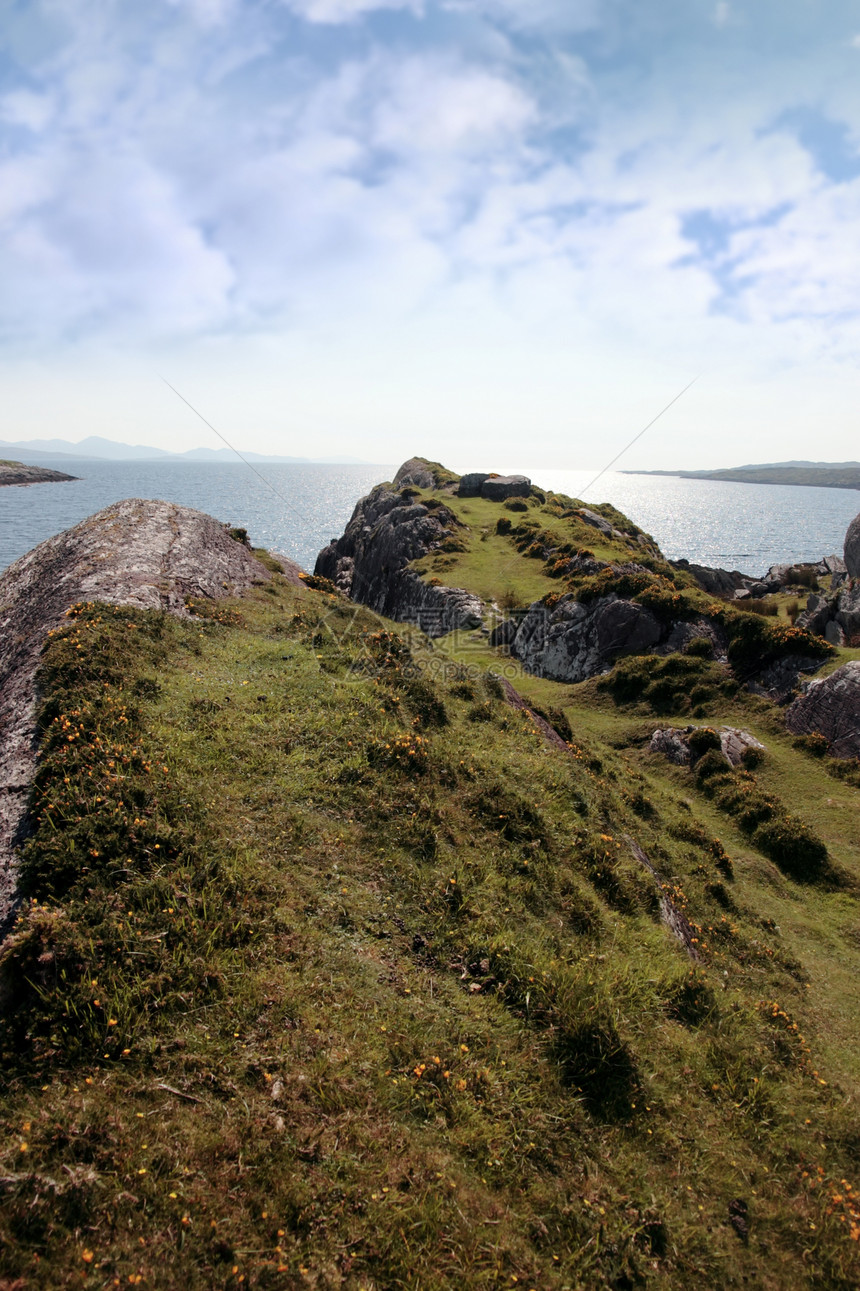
785;660;860;759
511;595;663;682
508;594;730;684
314;482;483;636
845;513;860;580
0;499;272;933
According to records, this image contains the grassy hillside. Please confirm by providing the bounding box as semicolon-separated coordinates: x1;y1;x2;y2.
2;530;859;1289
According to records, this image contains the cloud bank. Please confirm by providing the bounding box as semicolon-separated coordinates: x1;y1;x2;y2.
1;0;859;460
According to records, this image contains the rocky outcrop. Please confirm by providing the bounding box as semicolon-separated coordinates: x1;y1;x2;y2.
649;726;765;767
0;460;77;486
793;509;860;645
845;512;860;579
648;728;694;765
510;595;662;682
392;458;443;490
785;661;860;759
797;584;860;647
314;480;483;636
0;499;274;933
746;654;825;704
503;594;729;684
671;558;752;598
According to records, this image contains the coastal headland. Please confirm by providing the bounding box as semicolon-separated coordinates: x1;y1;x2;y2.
0;460;859;1289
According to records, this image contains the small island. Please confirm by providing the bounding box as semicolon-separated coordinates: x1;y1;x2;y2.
0;458;78;487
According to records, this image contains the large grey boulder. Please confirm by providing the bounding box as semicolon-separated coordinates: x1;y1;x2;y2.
508;591;734;685
315;482;483;636
845;513;860;579
785;661;860;758
457;472;490;498
511;594;663;682
392;458;440;490
481;474;531;501
649;728;693;765
0;499;274;934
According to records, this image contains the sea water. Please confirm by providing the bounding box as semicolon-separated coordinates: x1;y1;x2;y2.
1;457;858;577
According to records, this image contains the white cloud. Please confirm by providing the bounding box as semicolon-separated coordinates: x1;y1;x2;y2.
281;0;423;22
369;56;535;155
0;0;859;465
444;0;603;35
0;90;54;131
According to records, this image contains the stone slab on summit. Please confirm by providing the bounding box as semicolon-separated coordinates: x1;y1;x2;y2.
458;472;531;501
0;498;275;934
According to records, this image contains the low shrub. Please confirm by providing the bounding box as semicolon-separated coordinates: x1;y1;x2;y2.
694;750;732;782
792;733;829;758
752;817;828;879
687;727;722;759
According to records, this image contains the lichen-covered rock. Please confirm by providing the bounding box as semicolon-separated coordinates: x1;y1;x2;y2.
649;728;693;765
511;594;663;682
578;508;613;537
392;458;439;490
719;727;765;765
845;512;860;579
649;725;765;768
0;499;273;933
315;479;483;636
785;660;860;759
508;592;732;685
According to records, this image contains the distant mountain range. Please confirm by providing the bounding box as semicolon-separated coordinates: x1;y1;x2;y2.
0;436;373;466
625;461;860;491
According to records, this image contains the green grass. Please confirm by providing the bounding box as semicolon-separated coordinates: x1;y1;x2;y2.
409;490;661;612
1;566;860;1288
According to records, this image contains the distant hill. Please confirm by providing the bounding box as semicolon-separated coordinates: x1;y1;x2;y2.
626;462;860;491
0;436;373;465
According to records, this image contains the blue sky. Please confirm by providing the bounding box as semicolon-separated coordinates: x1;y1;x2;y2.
1;0;859;468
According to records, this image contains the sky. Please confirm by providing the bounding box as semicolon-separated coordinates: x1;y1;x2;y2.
1;0;860;470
